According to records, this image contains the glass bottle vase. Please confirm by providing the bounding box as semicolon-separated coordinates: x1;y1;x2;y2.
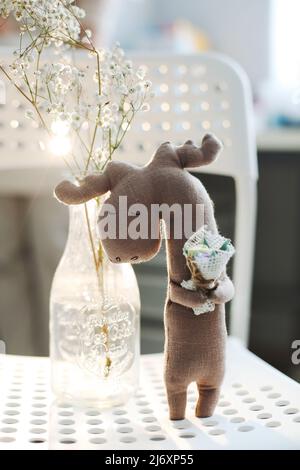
49;199;140;407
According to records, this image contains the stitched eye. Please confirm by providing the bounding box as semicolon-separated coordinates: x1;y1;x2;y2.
131;256;139;261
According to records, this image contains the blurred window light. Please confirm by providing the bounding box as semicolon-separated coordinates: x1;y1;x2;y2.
51;120;70;136
49;136;71;157
272;0;300;87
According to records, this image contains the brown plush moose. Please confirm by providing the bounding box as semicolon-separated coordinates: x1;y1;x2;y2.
55;134;234;420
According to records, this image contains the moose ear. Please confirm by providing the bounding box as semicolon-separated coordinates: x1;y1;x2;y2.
177;133;223;168
54;172;111;205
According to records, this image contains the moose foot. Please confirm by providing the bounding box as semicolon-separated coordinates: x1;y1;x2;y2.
195;384;220;418
166;388;188;421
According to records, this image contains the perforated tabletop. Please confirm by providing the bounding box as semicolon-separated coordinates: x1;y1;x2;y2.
0;338;299;450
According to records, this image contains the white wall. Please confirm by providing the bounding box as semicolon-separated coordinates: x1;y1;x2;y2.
103;0;272;88
148;0;272;86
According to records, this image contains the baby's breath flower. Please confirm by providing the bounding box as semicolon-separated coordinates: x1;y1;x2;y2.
0;0;154;173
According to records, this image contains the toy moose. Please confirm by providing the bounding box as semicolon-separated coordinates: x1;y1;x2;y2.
55;134;234;420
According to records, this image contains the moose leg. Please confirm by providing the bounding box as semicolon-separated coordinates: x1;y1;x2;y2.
195;383;221;418
165;383;188;420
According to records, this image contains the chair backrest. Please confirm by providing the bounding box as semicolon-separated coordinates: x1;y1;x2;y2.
0;50;258;344
123;53;258;345
119;53;258;180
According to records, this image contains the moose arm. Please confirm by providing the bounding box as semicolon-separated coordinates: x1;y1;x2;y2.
177;133;223;169
208;273;235;305
54;173;111;205
169;280;208;309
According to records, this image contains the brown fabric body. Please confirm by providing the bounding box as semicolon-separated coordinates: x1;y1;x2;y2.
54;134;234;420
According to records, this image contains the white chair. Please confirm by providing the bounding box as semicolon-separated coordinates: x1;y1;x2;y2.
1;50;300;450
122;52;258;345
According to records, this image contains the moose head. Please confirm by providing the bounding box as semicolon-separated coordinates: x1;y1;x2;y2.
54;134;222;265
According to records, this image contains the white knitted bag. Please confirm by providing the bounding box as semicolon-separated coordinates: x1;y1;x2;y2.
182;226;235;315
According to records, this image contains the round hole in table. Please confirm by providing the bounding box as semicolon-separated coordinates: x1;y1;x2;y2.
115;418;129;425
266;421;281;428
218;401;231;407
201;419;218;427
243;397;256;404
223;409;238;415
30;419;47;426
30;428;46;434
0;437;15;443
87;419;102;426
59;438;77;444
145;425;161;432
139;408;153;414
209;429;225;435
257;413;272;420
59;428;76;435
238;425;254;432
260;385;273;392
275;400;290;407
58;411;74;417
58;419;75;426
150;435;166;441
29;438;46;444
2;418;18;425
88;428;105;435
284;408;299;415
179;432;196;439
172;420;190;429
90;437;106;445
120;436;136;443
267;392;281;399
1;427;17;433
4;410;19;416
117;426;133;434
136;400;150;406
142;416;157;423
31;411;47;417
230;417;245;424
250;405;264;411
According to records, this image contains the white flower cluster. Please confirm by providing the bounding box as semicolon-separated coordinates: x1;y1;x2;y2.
0;2;153;174
0;0;83;43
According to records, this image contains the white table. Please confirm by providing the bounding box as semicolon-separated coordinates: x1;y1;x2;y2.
0;338;299;450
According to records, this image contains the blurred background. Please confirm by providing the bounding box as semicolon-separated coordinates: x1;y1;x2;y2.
0;0;300;381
